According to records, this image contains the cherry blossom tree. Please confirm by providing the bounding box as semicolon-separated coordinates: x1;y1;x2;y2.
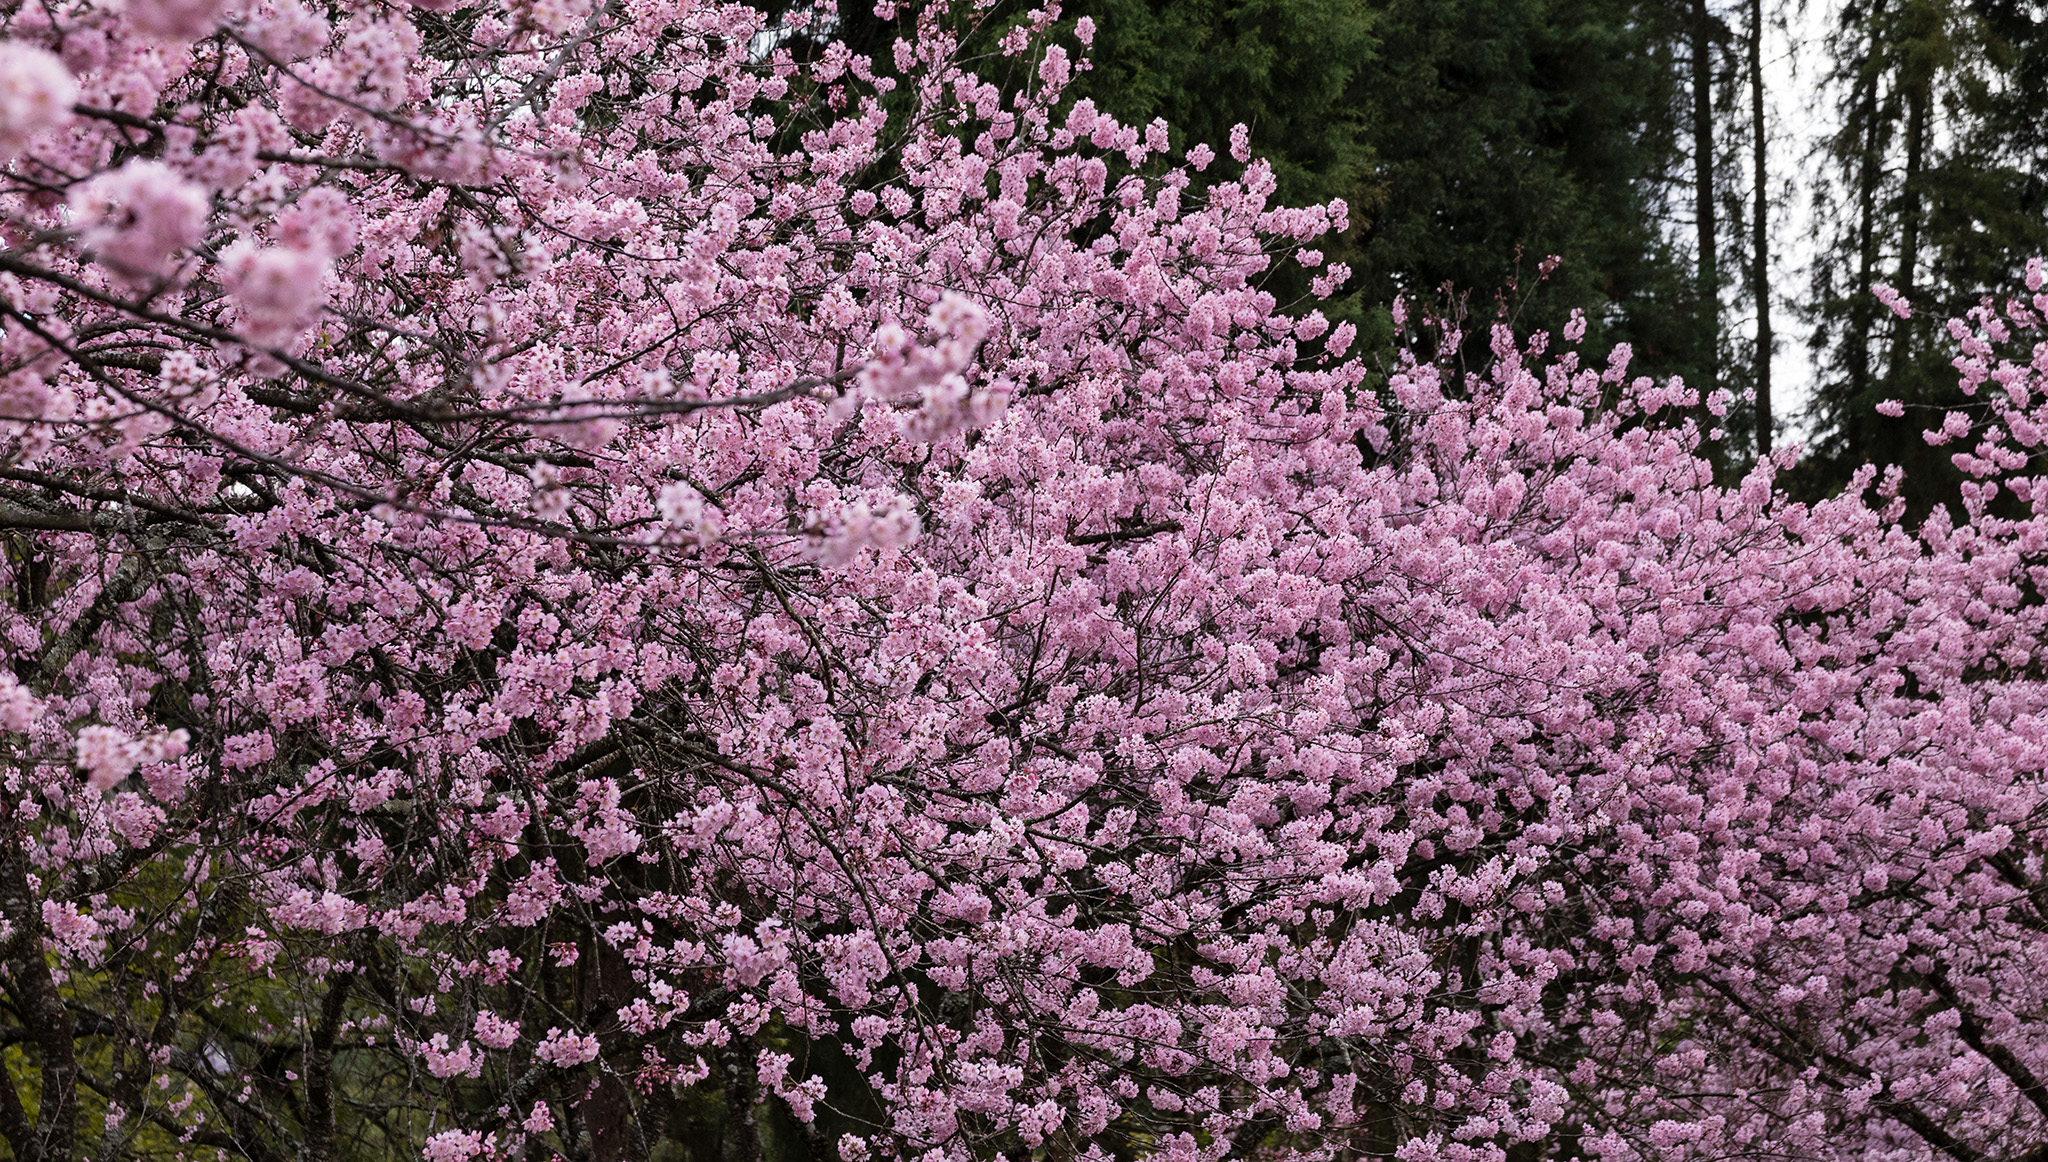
1526;278;2048;1162
3;1;2047;1161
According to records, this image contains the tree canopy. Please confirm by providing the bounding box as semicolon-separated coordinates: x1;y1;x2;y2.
3;3;2048;1162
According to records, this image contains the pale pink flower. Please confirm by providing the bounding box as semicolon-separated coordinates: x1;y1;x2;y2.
221;241;329;346
127;0;228;40
41;900;104;962
0;45;77;158
473;1011;520;1050
809;496;922;566
72;162;209;280
75;725;141;792
0;673;42;733
105;793;164;847
421;1130;485;1162
421;1035;482;1079
1871;281;1913;319
533;1028;599;1068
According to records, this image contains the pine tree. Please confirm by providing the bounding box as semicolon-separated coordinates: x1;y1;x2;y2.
1795;0;2048;516
1689;0;1723;397
1708;0;1779;468
1060;0;1699;363
1344;0;1696;356
1073;0;1379;207
1748;0;1773;456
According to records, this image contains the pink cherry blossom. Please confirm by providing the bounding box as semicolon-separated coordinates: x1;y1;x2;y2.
70;161;209;280
420;1130;485;1162
472;1011;520;1050
125;0;226;41
533;1029;599;1068
0;43;76;157
73;725;140;792
1873;280;1914;318
220;242;329;348
420;1035;481;1079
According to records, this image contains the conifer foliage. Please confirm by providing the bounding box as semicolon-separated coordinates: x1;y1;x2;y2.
1799;0;2048;510
2;4;2048;1162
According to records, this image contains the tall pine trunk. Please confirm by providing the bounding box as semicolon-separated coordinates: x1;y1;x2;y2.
1750;0;1772;454
1692;0;1720;392
1847;0;1889;404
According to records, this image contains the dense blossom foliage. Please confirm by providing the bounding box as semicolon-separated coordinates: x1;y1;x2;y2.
2;2;2047;1161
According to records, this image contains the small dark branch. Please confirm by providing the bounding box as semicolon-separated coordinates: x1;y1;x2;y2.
256;151;414;173
1068;521;1183;547
73;350;162;375
0;470;218;528
160;1047;294;1162
1872;1097;1988;1162
1926;965;2048;1123
0;503;101;533
1694;974;1987;1162
70;105;164;139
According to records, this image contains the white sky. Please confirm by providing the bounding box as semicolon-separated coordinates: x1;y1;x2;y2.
1757;0;1834;448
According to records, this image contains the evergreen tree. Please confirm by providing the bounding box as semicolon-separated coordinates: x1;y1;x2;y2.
1065;0;1701;368
1689;0;1724;398
1073;0;1379;207
1704;0;1782;468
1360;0;1696;346
1795;0;2048;517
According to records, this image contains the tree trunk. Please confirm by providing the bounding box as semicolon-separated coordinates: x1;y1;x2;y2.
303;971;355;1162
1749;0;1772;455
719;1036;762;1162
1848;2;1890;405
1692;0;1720;393
1;797;77;1162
